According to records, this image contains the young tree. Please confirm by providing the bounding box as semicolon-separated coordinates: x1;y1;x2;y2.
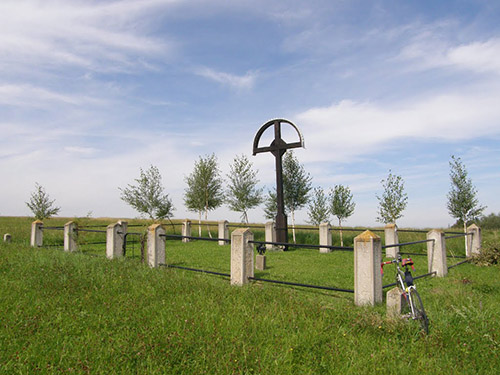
376;171;408;225
26;183;60;220
263;190;278;221
447;155;486;252
119;165;174;221
226;155;263;223
307;187;330;225
330;184;355;247
184;154;224;236
283;151;312;243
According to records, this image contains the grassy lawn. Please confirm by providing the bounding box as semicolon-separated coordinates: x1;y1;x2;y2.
1;217;499;374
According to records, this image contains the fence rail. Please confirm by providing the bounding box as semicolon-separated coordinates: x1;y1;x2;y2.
248;240;354;252
160;234;230;243
159;263;230;277
248;276;354;293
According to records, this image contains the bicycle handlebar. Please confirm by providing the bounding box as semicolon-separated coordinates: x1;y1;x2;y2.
380;257;414;275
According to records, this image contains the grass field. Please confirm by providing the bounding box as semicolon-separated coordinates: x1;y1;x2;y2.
1;216;499;374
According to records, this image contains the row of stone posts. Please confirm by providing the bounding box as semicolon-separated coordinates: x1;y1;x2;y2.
30;220;482;309
353;223;482;306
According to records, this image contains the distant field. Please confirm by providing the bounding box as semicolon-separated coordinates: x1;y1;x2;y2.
1;216;499;374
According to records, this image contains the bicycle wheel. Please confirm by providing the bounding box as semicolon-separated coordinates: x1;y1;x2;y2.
409;288;429;334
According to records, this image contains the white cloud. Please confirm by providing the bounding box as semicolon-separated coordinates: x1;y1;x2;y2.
399;36;500;75
195;67;258;90
296;92;500;163
0;0;176;73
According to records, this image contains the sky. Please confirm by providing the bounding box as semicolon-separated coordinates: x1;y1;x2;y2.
1;0;500;228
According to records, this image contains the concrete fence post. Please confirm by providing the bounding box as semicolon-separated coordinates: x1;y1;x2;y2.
230;228;254;286
354;230;383;306
106;221;127;259
30;220;43;247
319;222;332;253
4;234;12;243
265;221;277;250
182;220;191;243
387;287;406;318
426;229;447;277
147;224;166;268
384;223;399;258
218;220;229;245
467;224;482;257
64;221;78;252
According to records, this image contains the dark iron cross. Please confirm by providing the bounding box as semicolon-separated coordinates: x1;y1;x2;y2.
253;119;305;249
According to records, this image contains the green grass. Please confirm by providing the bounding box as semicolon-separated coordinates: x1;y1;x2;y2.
1;217;500;374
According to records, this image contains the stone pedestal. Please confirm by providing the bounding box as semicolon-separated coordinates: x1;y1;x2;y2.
218;220;229;245
384;223;399;258
386;287;407;318
106;221;127;259
319;222;332;253
231;229;254;286
467;224;482;257
30;220;43;247
265;221;276;250
255;254;266;271
354;231;383;306
64;221;77;252
147;224;166;268
4;234;12;243
427;229;447;277
182;220;191;243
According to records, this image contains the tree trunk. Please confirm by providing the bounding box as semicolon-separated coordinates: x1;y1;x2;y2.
338;217;344;247
463;219;468;255
205;207;212;238
198;211;202;237
291;210;296;244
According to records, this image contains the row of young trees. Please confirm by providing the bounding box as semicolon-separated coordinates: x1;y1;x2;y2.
25;155;487;241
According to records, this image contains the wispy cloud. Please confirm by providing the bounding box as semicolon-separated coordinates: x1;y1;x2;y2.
195;67;258;90
0;0;176;73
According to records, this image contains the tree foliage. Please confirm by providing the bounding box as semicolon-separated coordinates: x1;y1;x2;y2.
447;155;486;226
307;187;330;225
119;165;174;221
283;151;312;242
376;171;408;224
263;190;278;221
330;185;355;224
26;183;60;220
226;155;263;223
184;154;224;235
330;184;355;247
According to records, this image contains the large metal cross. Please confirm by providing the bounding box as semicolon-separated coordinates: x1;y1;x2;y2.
253;119;305;248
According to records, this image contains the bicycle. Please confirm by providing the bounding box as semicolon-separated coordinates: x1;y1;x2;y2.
381;255;429;334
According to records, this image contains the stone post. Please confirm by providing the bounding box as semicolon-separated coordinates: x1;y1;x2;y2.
265;221;276;250
218;220;229;245
182;220;191;243
384;223;399;258
386;287;407;318
64;221;78;252
106;221;126;259
147;224;166;268
354;230;383;306
467;224;482;257
230;228;254;286
319;222;332;253
4;234;12;243
30;220;43;247
255;254;266;271
426;229;447;277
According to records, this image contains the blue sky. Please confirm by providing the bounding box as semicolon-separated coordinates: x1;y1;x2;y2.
1;0;500;228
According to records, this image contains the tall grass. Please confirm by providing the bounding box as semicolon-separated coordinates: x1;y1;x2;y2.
1;217;499;374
